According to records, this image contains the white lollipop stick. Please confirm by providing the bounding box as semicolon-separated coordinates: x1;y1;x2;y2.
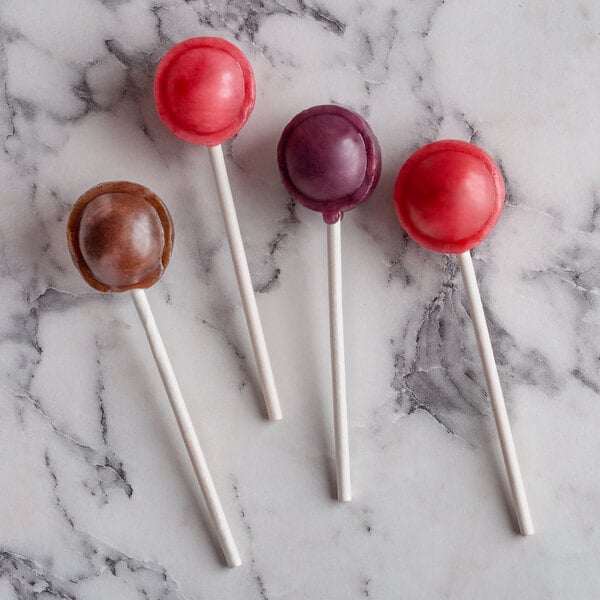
327;221;351;502
207;144;283;422
130;288;242;566
457;251;534;536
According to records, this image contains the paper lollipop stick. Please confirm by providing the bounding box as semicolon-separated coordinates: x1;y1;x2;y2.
394;140;534;536
278;105;381;501
154;37;282;422
326;218;350;499
67;181;242;566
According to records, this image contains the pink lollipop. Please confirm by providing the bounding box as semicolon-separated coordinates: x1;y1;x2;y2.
278;105;381;501
154;37;254;146
155;37;281;422
395;140;533;536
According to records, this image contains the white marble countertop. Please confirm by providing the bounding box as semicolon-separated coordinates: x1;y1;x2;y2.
1;1;600;598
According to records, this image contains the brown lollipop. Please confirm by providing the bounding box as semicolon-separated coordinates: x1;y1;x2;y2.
67;181;172;292
66;181;241;568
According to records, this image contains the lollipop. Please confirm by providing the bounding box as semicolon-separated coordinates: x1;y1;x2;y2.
394;140;534;536
278;105;381;501
67;181;241;566
154;37;282;422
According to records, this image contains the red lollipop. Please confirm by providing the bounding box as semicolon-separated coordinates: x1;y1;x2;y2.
395;140;504;254
67;182;241;567
154;37;281;422
394;140;533;536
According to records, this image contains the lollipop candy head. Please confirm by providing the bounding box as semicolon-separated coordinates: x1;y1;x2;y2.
67;181;173;292
277;105;381;224
154;37;256;146
394;140;505;254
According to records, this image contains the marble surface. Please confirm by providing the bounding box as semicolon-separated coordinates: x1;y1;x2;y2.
1;0;599;598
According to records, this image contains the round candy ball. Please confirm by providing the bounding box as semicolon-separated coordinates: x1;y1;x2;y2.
154;37;255;146
67;181;173;293
394;140;505;254
277;105;381;224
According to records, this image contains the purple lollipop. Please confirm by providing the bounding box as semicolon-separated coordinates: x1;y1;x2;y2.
277;105;381;502
278;105;381;224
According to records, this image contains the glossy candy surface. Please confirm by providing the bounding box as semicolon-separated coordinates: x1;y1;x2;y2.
67;181;173;292
154;37;255;146
278;105;381;224
394;140;504;254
